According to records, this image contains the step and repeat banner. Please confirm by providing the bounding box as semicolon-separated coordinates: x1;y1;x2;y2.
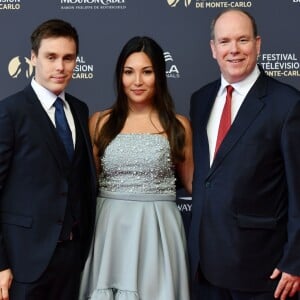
1;0;299;231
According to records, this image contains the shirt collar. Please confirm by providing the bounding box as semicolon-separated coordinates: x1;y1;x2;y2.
220;65;260;97
31;78;66;109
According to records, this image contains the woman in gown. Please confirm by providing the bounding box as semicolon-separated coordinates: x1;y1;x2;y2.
79;36;193;300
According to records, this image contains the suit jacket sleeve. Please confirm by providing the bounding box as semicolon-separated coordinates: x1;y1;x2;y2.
278;97;300;275
0;100;14;270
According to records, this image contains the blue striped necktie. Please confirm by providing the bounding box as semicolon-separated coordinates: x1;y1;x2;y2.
53;97;74;160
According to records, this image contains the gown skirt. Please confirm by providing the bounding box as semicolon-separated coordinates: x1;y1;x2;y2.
79;190;190;300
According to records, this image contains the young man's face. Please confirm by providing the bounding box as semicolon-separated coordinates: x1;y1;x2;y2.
31;37;77;95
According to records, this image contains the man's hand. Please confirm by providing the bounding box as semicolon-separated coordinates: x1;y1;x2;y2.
270;268;300;299
0;269;13;300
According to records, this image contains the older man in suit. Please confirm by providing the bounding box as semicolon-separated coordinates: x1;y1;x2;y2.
189;9;300;300
0;19;97;300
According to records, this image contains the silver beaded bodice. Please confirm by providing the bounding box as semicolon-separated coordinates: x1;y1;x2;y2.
99;133;176;194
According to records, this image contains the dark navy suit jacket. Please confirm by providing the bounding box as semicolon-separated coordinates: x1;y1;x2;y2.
0;85;97;282
188;67;300;291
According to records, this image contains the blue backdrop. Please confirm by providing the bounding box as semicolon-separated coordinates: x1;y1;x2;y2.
1;0;299;231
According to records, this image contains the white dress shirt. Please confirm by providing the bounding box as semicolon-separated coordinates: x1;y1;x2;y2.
207;65;260;165
31;78;76;146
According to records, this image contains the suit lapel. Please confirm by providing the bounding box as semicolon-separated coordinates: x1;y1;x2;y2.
67;95;97;186
208;72;268;177
198;82;220;174
67;95;89;152
23;86;69;172
67;98;84;141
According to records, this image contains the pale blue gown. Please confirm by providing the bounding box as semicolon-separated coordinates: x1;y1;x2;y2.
79;133;190;300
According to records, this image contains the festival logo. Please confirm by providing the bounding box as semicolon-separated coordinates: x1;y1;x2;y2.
7;55;95;80
8;56;34;79
167;0;192;7
164;51;180;79
259;53;300;78
0;0;21;10
73;55;95;79
166;0;253;9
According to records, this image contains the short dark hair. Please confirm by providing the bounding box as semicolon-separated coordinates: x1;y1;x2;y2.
210;9;258;40
31;19;79;55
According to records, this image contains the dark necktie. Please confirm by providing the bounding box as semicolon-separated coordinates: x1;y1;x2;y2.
53;97;74;160
214;85;234;156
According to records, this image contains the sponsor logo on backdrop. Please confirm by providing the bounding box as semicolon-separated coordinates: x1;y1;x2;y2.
0;0;21;10
292;0;300;3
177;196;192;213
73;56;94;79
166;0;252;9
8;56;34;79
164;51;180;79
60;0;126;10
260;53;300;77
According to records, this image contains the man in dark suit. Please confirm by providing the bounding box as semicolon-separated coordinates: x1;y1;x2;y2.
0;19;97;299
189;9;300;300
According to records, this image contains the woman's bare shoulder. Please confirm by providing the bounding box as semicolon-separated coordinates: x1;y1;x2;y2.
175;113;191;128
90;109;111;129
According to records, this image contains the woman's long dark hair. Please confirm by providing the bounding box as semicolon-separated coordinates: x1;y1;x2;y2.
95;36;186;164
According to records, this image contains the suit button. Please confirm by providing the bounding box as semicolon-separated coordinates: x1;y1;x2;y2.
205;181;211;188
